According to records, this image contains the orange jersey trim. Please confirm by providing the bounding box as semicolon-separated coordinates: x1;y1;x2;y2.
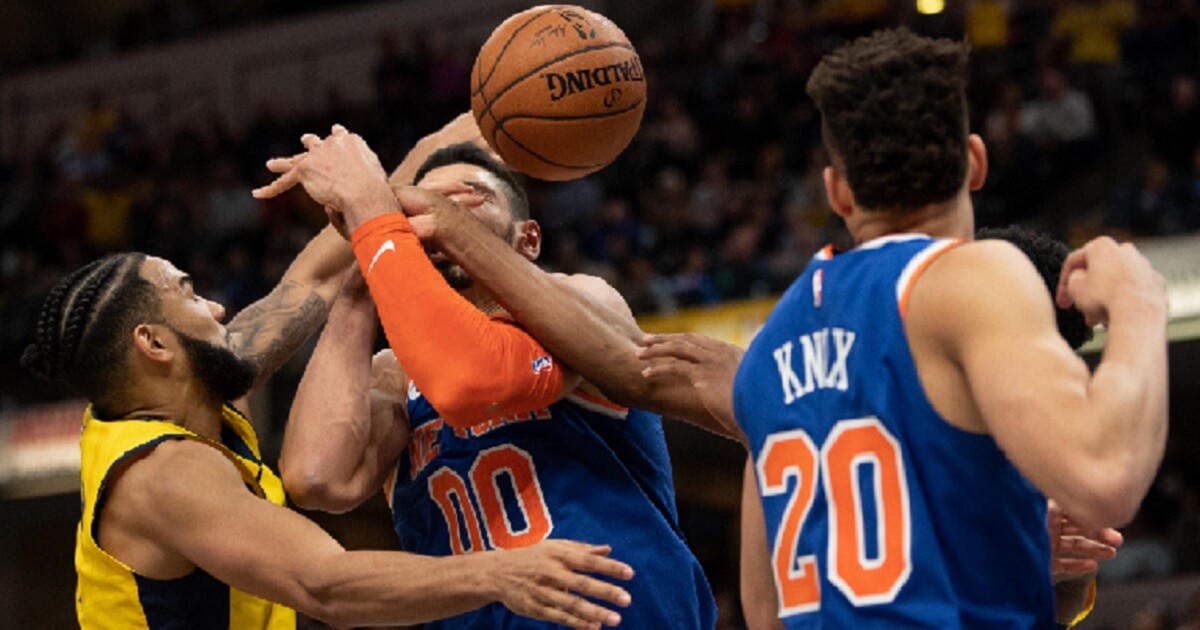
566;388;629;420
896;239;964;319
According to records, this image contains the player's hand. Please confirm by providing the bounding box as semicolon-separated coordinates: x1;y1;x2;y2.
253;125;395;232
1056;237;1167;328
369;349;406;400
489;540;633;629
1047;498;1122;584
638;333;744;430
392;184;486;244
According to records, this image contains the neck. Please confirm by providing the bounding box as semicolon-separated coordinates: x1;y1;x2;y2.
850;190;975;244
107;376;225;440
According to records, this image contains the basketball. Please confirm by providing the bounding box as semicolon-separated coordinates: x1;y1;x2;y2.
471;5;646;181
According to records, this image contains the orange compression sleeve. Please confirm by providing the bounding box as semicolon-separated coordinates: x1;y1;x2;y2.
351;214;564;428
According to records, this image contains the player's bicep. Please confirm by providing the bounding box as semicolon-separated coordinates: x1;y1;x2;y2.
924;244;1093;492
135;443;342;609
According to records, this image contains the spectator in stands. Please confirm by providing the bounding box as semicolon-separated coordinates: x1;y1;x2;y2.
647;94;702;171
1052;0;1136;136
1107;158;1186;238
1021;67;1097;179
981;80;1045;223
670;245;719;308
1187;146;1200;231
1151;75;1200;174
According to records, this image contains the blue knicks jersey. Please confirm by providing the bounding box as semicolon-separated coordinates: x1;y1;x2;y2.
387;383;717;629
733;235;1053;628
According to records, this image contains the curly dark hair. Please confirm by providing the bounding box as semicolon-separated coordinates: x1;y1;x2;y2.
976;226;1093;350
807;28;970;211
413;142;530;221
21;253;163;408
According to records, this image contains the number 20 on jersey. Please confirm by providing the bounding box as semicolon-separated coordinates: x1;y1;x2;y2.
758;417;913;617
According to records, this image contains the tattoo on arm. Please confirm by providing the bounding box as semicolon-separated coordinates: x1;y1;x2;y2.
226;281;331;384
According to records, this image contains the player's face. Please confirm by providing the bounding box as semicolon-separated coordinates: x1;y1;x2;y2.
139;257;255;400
140;257;231;350
417;163;519;290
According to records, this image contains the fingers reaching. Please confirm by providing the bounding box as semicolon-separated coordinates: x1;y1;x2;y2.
1056;248;1088;309
641;357;696;381
252;168;301;199
1054;535;1119;561
636;334;706;362
556;543;634;581
301;133;323;150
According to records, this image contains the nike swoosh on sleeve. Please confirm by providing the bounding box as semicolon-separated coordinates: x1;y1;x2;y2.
368;240;396;276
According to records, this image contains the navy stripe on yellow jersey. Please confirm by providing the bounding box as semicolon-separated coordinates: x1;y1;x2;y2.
76;405;295;630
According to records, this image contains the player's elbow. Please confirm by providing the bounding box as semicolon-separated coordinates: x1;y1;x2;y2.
421;382;485;429
281;465;365;514
1061;465;1148;529
422;376;523;429
292;583;356;628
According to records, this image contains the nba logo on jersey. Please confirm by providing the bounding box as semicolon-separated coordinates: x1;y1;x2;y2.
813;268;824;308
531;355;553;374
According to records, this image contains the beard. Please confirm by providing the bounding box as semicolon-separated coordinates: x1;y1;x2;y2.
434;259;474;291
173;329;257;403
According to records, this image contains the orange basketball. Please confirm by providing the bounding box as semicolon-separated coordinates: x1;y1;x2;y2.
471;5;647;181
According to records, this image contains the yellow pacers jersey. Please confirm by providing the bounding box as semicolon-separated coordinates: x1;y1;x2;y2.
76;405;295;629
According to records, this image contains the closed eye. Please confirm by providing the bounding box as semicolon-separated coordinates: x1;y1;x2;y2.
463;181;497;203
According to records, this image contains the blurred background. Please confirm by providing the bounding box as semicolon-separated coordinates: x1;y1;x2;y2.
1;0;1199;627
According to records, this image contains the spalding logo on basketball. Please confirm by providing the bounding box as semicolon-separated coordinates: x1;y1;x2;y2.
471;5;647;181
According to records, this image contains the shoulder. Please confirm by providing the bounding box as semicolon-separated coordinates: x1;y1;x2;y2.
550;273;634;319
101;438;250;544
118;439;246;510
908;239;1058;349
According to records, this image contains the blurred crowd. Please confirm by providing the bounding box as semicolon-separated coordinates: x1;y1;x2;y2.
2;0;1200;590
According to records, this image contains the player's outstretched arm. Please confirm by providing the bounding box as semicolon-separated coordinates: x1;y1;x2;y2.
225;223;354;396
396;186;738;438
908;238;1168;529
388;112;495;187
740;458;785;630
279;270;408;513
255;126;580;427
114;440;633;628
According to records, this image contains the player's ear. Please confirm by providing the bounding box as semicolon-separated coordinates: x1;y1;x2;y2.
131;324;175;364
966;133;988;192
513;220;541;261
823;166;854;219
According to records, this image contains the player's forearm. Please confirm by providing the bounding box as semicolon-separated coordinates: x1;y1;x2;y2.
351;215;564;426
279;224;357;301
226;226;356;384
434;210;661;405
740;459;784;630
1077;305;1169;524
302;550;498;626
279;279;378;512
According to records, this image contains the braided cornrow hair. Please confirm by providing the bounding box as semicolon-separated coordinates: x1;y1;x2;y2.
21;253;161;403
